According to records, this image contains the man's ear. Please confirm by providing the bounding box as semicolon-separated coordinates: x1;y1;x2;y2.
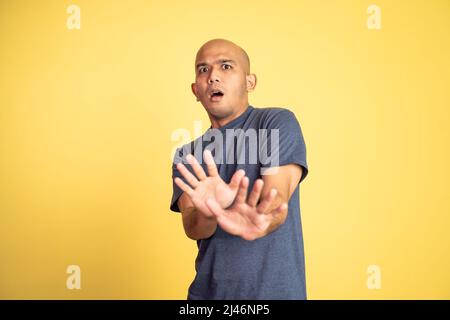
191;83;200;101
246;74;257;92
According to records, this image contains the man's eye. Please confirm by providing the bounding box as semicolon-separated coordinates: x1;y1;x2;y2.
199;67;208;73
222;64;232;70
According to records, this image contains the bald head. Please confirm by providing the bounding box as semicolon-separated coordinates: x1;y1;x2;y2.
191;38;257;127
195;39;251;74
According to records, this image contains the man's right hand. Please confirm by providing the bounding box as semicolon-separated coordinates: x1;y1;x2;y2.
174;149;245;218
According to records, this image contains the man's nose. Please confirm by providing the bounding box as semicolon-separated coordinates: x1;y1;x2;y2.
207;68;221;84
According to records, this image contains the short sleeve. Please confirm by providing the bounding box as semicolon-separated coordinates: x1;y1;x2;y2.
170;147;184;213
170;140;205;213
170;143;199;213
260;109;308;183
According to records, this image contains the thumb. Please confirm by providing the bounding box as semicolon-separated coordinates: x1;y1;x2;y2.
272;203;288;218
205;197;225;217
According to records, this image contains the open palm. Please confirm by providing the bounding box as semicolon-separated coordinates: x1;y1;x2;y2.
174;150;245;217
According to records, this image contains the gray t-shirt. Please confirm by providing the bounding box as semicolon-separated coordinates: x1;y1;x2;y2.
170;106;308;300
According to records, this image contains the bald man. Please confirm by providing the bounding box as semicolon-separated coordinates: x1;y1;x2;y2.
170;39;309;300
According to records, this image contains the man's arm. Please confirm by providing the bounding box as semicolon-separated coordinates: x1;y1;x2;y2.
204;163;303;241
173;150;245;241
260;164;303;235
177;192;217;240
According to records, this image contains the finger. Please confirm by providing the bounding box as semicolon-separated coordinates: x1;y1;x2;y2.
235;176;249;204
204;149;219;177
228;169;245;190
257;188;277;213
186;154;207;181
247;179;264;207
176;162;199;188
174;177;194;197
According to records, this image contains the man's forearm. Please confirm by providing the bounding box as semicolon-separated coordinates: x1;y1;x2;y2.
182;207;218;240
261;193;288;236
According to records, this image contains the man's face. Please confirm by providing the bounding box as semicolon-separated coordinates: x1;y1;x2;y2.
191;41;255;119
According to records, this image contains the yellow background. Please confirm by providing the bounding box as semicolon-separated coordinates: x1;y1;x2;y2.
0;0;449;299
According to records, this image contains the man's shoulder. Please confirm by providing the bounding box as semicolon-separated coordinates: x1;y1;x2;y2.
251;106;298;127
252;106;294;116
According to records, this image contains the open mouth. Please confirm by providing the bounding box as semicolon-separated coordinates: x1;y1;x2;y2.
209;90;223;98
209;89;224;101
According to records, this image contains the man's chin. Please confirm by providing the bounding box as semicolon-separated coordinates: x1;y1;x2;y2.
202;102;232;119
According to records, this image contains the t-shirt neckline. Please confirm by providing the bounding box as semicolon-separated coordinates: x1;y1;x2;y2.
209;105;254;131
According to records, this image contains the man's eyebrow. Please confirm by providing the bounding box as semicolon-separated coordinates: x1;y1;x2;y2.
217;59;236;65
196;62;208;69
195;59;236;69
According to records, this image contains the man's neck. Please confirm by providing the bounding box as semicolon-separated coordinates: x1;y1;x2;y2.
209;104;249;129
